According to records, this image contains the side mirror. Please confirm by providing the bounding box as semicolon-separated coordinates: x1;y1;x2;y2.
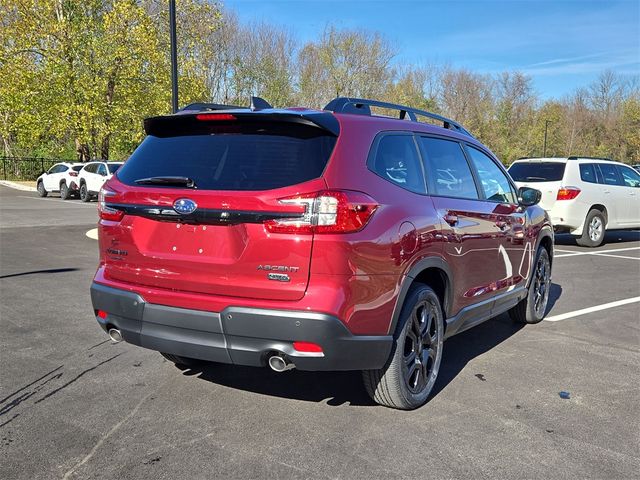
518;186;541;207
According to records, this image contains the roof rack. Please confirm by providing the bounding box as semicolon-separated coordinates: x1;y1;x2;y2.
323;97;473;137
567;156;614;161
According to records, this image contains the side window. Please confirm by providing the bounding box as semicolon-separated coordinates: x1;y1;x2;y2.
48;165;60;174
579;163;598;184
419;137;478;200
59;165;69;172
466;146;517;203
618;165;640;187
370;135;426;194
97;164;107;176
597;163;623;186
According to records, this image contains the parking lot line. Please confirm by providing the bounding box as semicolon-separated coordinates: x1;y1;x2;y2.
555;247;640;258
545;296;640;322
16;195;96;207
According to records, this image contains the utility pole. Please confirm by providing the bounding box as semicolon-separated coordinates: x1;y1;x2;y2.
169;0;178;113
543;120;550;157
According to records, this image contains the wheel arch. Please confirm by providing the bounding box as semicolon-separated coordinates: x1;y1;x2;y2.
387;257;453;336
588;204;608;227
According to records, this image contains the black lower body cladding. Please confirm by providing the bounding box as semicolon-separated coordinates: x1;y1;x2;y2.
90;283;392;371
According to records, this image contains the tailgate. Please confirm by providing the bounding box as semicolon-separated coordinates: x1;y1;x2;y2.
98;113;338;301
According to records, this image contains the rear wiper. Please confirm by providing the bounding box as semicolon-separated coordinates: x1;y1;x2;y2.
525;176;547;181
134;176;196;188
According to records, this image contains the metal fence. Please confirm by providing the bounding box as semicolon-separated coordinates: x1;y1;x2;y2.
1;157;62;181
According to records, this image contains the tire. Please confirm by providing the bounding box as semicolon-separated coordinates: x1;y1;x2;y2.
79;183;91;202
363;284;444;410
160;352;204;368
37;181;48;197
60;182;71;200
509;247;551;324
576;209;606;247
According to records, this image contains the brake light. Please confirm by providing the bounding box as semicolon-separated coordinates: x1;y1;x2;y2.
557;187;581;200
97;310;108;319
69;171;78;177
196;113;236;121
98;188;124;221
264;190;378;234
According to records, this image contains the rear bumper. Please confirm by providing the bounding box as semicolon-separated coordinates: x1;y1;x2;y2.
90;282;392;371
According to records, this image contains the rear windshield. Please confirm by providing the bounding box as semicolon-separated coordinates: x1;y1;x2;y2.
508;162;566;182
107;163;122;174
72;166;84;172
117;126;336;191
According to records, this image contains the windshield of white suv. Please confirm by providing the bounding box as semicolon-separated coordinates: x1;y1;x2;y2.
508;162;565;182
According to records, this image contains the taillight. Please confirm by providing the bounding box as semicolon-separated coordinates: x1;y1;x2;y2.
293;341;323;353
557;187;581;200
196;113;236;121
264;190;378;234
69;171;78;177
98;187;124;221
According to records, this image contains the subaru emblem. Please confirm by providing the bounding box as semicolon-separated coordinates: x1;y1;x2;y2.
173;198;198;215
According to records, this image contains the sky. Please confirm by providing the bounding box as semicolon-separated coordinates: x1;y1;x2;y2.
222;0;640;99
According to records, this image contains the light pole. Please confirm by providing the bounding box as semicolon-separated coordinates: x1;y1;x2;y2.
543;119;551;157
169;0;178;113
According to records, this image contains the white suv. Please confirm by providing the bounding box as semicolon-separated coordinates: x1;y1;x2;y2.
77;161;123;202
36;162;85;199
509;157;640;247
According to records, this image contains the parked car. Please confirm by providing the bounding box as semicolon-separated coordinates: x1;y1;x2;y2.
36;162;84;199
509;157;640;247
90;97;553;410
633;164;640;173
77;161;124;202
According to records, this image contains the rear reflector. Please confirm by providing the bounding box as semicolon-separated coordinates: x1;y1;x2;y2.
557;187;581;200
97;310;108;319
264;190;378;234
196;113;236;121
98;188;124;221
293;341;323;353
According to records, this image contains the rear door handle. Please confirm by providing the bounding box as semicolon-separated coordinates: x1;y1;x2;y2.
443;213;458;226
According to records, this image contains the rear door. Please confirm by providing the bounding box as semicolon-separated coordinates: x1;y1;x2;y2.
508;161;566;212
596;163;626;227
94;163;108;191
616;164;640;226
418;136;506;310
99;113;338;301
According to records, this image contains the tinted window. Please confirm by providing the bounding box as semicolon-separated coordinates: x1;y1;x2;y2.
579;163;598;184
97;164;107;176
107;163;122;174
48;164;61;174
618;165;640;187
597;163;623;186
508;162;566;182
118;127;336;191
419;137;478;199
72;165;83;172
370;135;425;193
467;146;517;203
85;164;96;174
59;165;69;172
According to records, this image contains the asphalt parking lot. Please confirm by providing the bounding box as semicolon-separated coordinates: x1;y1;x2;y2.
1;184;639;479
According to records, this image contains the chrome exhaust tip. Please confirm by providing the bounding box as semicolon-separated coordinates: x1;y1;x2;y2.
268;354;295;372
108;328;123;343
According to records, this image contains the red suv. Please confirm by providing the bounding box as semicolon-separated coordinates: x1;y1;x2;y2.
91;97;553;409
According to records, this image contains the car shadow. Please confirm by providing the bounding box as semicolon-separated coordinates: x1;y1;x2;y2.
555;230;640;246
173;285;562;407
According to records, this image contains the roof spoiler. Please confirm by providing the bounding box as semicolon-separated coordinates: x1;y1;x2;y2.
145;110;340;137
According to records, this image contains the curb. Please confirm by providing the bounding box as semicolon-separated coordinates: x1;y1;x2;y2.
0;180;37;192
